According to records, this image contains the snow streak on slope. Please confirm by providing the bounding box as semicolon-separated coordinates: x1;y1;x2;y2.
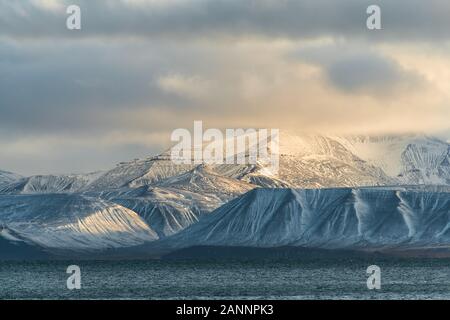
0;228;52;260
159;188;450;251
0;194;157;250
0;170;22;187
0;227;23;242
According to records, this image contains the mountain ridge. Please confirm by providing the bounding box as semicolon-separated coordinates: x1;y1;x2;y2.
1;133;450;258
150;187;450;253
1;133;449;194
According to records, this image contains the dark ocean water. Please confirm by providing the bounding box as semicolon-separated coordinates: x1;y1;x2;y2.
1;259;449;300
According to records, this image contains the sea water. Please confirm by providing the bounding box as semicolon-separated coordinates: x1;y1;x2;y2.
1;258;449;300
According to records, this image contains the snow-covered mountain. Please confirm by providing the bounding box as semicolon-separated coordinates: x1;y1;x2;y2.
335;135;450;185
84;153;197;191
98;186;228;239
0;170;22;187
2;133;448;195
0;172;103;194
156;165;255;200
1;132;450;258
0;194;157;251
93;166;255;238
276;134;396;188
154;187;450;252
82;132;450;190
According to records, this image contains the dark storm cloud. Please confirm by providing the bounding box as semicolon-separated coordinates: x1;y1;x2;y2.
1;0;450;41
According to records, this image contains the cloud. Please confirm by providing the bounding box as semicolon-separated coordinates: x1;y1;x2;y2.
0;0;449;175
30;0;64;12
327;54;423;95
1;0;450;41
0;39;201;134
157;74;211;99
294;43;426;96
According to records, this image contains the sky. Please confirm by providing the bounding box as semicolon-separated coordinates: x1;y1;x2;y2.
0;0;449;175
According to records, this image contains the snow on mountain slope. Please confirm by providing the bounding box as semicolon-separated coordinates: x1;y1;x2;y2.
97;186;222;238
0;228;53;260
74;157;278;239
0;226;23;242
277;154;394;188
274;133;396;188
156;187;450;251
0;172;103;194
86;154;271;191
1;132;448;257
0;170;22;186
85;154;196;191
127;168;254;237
335;134;450;185
3;133;447;196
79;130;281;192
156;165;255;200
110;132;397;190
261;133;450;188
0;194;157;250
2;133;448;192
94;167;255;238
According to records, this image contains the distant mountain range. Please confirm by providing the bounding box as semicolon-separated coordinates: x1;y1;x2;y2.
1;133;449;258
